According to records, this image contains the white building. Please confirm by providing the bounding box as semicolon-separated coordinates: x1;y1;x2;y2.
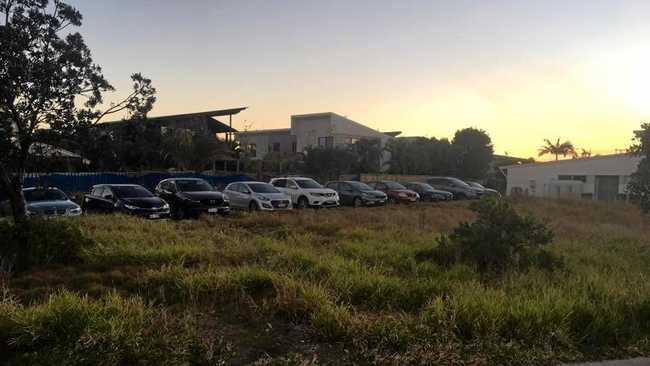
237;112;400;170
501;154;642;201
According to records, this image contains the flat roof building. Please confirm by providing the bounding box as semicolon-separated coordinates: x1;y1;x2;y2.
501;154;642;201
237;112;399;171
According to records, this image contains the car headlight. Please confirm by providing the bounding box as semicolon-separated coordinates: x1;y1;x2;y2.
398;192;407;197
162;203;170;210
68;207;82;215
124;203;138;210
256;194;270;201
222;195;229;202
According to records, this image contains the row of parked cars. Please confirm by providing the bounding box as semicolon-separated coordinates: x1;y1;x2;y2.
2;176;499;219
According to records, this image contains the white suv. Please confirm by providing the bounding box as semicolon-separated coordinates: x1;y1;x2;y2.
269;177;339;209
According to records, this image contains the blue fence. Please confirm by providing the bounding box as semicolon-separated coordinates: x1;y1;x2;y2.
24;172;253;193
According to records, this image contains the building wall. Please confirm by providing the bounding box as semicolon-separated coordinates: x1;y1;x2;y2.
237;129;295;160
291;114;335;153
503;155;642;200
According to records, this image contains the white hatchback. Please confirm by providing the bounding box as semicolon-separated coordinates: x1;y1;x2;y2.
269;177;339;209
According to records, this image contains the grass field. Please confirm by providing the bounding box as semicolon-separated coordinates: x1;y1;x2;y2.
2;198;650;365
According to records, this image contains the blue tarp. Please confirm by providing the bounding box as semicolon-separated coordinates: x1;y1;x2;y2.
23;172;253;193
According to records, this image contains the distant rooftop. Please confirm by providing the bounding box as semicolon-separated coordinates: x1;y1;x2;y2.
99;107;247;134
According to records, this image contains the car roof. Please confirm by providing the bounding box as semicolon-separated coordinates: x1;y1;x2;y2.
92;184;143;188
161;177;205;182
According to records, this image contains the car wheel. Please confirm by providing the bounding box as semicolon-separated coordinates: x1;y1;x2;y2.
249;201;259;212
352;197;362;208
297;196;309;209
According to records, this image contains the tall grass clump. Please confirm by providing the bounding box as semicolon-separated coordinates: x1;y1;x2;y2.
0;219;94;273
0;289;229;365
419;198;559;274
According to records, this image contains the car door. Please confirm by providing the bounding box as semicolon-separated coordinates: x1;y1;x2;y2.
238;184;254;206
100;187;118;212
225;184;243;208
84;186;103;212
284;179;300;203
339;183;355;205
271;179;289;199
158;181;177;207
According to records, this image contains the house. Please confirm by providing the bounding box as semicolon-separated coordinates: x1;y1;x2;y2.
500;154;642;201
237;112;399;170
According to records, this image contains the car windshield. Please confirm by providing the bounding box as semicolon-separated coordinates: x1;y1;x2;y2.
412;183;434;191
175;180;214;192
248;183;280;194
295;179;322;189
384;181;406;190
347;181;373;191
468;182;485;189
111;186;154;198
449;178;471;188
24;189;67;202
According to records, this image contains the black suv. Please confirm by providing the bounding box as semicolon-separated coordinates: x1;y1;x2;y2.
154;178;229;219
325;181;387;207
426;177;479;200
83;184;170;219
402;182;453;201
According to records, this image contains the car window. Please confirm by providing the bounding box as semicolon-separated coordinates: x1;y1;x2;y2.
110;186;153;198
91;186;104;196
238;184;251;194
295;179;322;189
102;187;114;199
286;180;298;189
272;179;286;188
175;179;213;192
347;181;372;191
384;181;406;190
249;183;280;194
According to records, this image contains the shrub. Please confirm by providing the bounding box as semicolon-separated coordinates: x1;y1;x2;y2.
0;219;93;273
425;198;557;274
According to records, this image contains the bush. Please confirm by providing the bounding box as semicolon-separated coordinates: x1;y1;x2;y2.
0;219;93;273
424;198;557;274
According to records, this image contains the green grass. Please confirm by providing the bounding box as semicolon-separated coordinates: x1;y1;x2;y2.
2;198;650;365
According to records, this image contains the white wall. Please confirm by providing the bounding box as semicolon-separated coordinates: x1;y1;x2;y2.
503;155;642;198
291;114;334;153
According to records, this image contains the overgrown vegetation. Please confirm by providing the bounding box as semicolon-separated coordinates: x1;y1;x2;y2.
628;123;650;213
2;199;650;365
0;219;93;273
422;198;558;274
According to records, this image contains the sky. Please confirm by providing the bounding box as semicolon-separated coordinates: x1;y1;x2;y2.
68;0;650;158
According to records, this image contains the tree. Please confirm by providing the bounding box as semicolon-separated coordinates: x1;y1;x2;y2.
351;138;382;174
0;0;155;222
538;138;576;161
302;147;356;182
452;128;494;180
628;123;650;213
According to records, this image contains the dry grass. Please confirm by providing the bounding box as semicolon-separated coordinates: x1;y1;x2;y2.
2;198;650;365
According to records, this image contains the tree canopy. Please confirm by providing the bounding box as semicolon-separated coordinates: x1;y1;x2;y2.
628;123;650;213
0;0;155;221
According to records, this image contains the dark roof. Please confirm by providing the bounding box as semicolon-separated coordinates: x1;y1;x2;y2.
381;131;402;137
98;107;247;133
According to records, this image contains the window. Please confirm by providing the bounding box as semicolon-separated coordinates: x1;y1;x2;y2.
291;141;297;153
248;144;257;157
272;179;287;188
558;175;586;182
272;142;281;152
345;137;359;145
91;186;104;197
286;180;298;189
318;136;333;148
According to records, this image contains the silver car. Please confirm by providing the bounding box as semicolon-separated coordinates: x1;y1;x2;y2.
223;181;292;211
23;187;82;218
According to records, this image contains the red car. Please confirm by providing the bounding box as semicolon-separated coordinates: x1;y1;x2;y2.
366;181;419;204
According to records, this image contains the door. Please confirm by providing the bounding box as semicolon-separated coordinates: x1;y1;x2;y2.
339;183;354;205
595;176;620;202
227;184;245;208
285;179;300;203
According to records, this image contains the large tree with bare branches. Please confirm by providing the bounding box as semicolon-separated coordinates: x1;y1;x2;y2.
0;0;155;222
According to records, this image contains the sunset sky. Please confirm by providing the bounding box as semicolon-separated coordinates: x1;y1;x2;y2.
69;0;650;158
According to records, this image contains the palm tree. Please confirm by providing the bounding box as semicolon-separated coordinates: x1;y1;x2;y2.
580;148;592;158
538;138;577;161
